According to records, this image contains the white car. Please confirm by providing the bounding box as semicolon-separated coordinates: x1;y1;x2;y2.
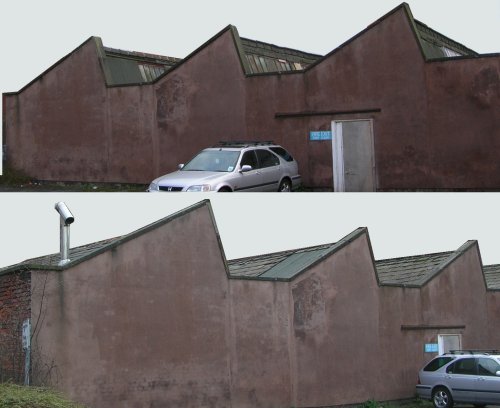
416;350;500;408
148;142;302;192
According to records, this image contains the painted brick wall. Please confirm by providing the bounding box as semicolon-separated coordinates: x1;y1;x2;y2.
0;270;31;383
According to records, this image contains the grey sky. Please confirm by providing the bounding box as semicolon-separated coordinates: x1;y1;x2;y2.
1;194;500;269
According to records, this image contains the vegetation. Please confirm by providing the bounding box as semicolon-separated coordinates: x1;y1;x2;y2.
0;383;86;408
0;166;147;192
360;399;433;408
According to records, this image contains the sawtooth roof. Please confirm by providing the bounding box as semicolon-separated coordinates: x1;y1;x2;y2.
7;3;490;93
2;202;499;291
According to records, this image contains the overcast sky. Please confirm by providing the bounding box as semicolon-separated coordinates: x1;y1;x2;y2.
1;193;500;269
1;0;499;172
1;2;500;268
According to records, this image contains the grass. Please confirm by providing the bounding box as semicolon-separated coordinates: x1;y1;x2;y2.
359;398;434;408
0;383;86;408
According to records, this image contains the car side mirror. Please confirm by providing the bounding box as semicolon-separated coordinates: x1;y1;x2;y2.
178;164;184;170
240;165;252;173
496;371;500;377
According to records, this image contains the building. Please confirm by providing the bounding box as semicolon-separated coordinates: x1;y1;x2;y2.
3;3;500;191
1;199;500;407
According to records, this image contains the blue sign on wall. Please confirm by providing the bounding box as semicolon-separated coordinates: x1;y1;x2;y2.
309;131;332;141
424;343;439;353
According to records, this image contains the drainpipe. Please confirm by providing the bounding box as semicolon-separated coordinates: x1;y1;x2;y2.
54;202;74;266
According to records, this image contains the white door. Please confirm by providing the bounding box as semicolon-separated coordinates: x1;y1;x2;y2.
332;120;375;192
438;334;461;355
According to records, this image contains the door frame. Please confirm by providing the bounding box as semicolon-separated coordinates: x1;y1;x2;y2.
438;334;462;355
331;119;375;192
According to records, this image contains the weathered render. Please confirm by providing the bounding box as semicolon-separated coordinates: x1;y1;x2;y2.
3;3;500;190
1;200;500;407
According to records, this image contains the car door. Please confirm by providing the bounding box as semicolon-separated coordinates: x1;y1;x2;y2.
255;149;281;191
232;150;263;191
445;358;477;404
475;357;500;404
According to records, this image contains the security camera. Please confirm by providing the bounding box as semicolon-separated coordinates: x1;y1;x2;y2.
54;202;74;225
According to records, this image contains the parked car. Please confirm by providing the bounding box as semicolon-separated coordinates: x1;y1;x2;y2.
416;350;500;408
148;141;302;192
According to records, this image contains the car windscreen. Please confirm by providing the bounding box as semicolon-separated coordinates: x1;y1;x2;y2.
182;150;240;172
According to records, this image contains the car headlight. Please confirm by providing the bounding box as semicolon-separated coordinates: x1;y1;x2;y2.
186;184;211;192
148;181;159;192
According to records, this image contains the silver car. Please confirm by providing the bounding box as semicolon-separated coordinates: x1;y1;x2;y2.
416;351;500;408
148;142;302;192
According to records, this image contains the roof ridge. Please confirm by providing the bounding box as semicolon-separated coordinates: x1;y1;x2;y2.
227;241;336;264
239;37;322;58
413;19;478;55
375;250;455;263
103;46;181;63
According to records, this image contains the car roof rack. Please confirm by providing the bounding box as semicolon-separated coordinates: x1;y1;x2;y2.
215;141;275;148
447;350;500;355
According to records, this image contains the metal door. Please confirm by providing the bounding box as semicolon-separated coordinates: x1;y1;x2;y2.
332;120;375;192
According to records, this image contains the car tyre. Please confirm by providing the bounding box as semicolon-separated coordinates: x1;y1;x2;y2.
218;187;232;192
278;179;292;192
432;387;453;408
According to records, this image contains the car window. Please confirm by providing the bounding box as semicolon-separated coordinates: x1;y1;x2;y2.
182;150;240;172
269;146;294;162
423;357;454;372
478;357;500;376
240;151;258;169
256;149;279;168
446;358;477;375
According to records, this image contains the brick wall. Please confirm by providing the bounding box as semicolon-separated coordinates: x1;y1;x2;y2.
0;270;31;383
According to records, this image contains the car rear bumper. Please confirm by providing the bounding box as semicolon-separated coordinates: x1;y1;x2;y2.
416;385;432;400
292;175;302;190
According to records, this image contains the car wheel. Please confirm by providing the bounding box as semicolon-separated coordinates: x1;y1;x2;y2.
432;387;453;408
218;187;232;192
278;179;292;192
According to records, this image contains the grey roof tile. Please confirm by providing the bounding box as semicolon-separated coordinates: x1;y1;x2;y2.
484;264;500;290
0;237;120;274
228;243;335;279
228;228;367;281
375;252;454;286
